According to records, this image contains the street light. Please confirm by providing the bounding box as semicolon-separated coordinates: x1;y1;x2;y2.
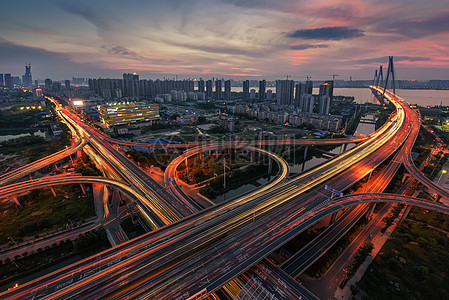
8;236;18;247
437;170;447;186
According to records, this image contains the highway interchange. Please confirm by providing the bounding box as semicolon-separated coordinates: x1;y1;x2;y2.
1;87;449;299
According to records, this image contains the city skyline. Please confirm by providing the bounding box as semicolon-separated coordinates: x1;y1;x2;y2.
1;0;449;80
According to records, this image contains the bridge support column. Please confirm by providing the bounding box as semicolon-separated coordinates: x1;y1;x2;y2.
209;150;212;157
54;163;58;171
28;174;32;180
343;143;348;152
303;146;308;160
79;183;86;195
251;150;254;163
185;159;189;180
9;195;20;206
368;203;376;219
329;212;338;225
76;149;82;159
402;173;412;183
93;183;107;218
110;189;121;216
268;157;272;174
50;186;57;197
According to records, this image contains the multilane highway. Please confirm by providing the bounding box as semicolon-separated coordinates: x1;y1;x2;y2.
1;87;415;299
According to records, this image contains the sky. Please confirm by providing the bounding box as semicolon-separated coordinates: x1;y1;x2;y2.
1;0;449;81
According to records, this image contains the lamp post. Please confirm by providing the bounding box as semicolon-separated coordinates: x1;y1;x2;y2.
8;236;18;247
437;170;447;186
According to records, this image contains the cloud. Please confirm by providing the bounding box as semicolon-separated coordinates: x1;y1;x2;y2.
377;12;449;38
0;38;111;78
355;56;431;65
102;45;141;57
289;44;328;50
287;27;365;40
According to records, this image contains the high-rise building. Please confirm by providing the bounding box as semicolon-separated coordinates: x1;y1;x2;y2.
224;80;231;100
250;89;256;100
215;80;222;99
4;74;12;89
276;80;295;106
22;63;32;87
302;94;314;114
258;80;266;102
305;79;313;94
198;79;205;93
44;78;52;92
266;89;273;102
243;80;250;102
65;80;71;90
122;73;140;97
318;81;333;115
294;83;304;108
206;80;213;99
0;74;3;87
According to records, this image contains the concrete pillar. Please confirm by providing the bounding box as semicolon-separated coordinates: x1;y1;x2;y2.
343;143;348;152
28;174;32;180
93;183;108;218
330;212;338;224
50;186;57;197
54;163;58;171
79;183;86;195
303;146;308;161
185;159;189;180
368;203;376;219
268;157;272;174
251;150;254;163
209;150;212;157
10;195;20;206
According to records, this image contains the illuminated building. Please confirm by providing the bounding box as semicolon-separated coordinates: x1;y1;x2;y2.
99;102;160;127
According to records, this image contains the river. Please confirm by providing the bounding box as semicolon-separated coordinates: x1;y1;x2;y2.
231;87;449;107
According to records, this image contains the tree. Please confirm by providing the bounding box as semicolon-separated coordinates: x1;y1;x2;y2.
413;265;429;280
387;257;403;272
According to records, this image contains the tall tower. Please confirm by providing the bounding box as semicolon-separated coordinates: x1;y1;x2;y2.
206;80;213;99
215;79;222;99
22;63;32;87
198;79;205;93
318;81;333;115
242;80;250;102
258;80;266;102
224;80;231;101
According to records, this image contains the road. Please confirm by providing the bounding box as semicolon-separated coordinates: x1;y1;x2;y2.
164;142;290;206
281;137;407;278
3;88;442;299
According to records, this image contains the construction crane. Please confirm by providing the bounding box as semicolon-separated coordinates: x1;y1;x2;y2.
319;73;339;80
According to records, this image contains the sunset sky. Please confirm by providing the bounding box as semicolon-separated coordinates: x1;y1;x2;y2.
1;0;449;80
